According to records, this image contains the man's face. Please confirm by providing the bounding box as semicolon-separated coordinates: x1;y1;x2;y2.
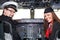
3;8;15;17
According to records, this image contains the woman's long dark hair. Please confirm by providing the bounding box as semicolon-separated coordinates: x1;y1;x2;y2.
44;12;60;32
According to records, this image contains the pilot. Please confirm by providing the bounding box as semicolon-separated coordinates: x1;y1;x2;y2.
0;1;21;40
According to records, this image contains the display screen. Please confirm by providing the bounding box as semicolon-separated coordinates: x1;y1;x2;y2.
16;19;44;40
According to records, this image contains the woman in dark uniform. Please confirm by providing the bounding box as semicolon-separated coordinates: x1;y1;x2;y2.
44;7;60;40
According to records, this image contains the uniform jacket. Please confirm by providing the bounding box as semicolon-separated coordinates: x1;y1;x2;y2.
49;21;60;40
0;15;17;33
0;15;21;40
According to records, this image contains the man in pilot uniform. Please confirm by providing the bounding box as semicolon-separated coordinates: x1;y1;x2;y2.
0;1;21;40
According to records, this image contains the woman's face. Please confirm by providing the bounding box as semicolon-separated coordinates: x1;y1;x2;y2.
44;12;53;23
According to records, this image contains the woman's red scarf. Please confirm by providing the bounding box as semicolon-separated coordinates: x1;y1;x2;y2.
45;24;52;38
